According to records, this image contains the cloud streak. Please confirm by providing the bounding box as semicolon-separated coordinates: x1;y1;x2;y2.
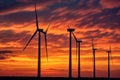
0;50;14;60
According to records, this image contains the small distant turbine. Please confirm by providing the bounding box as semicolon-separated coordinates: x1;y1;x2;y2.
91;38;97;79
67;26;75;79
72;33;82;79
106;43;112;80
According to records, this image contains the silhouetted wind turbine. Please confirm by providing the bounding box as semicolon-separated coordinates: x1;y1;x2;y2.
67;26;75;79
72;33;82;79
23;0;49;79
91;38;97;79
106;44;112;80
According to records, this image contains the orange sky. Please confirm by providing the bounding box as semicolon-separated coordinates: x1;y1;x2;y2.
0;0;120;78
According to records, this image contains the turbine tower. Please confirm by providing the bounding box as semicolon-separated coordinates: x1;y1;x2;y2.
92;38;97;79
23;0;49;79
106;44;112;80
67;26;75;79
72;33;82;79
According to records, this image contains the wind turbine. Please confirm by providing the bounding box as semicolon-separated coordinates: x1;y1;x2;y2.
72;33;82;79
106;43;112;80
91;38;97;79
67;26;75;79
23;0;49;79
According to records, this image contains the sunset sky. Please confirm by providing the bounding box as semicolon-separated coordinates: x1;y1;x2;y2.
0;0;120;78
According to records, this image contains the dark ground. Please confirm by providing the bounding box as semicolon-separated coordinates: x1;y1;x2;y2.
0;77;120;80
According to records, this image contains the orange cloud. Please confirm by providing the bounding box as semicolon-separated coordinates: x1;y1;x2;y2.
100;0;120;9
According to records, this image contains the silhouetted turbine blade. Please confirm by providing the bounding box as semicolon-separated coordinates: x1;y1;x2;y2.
72;33;78;60
45;24;50;33
92;38;94;49
44;33;48;61
34;0;39;29
44;24;50;61
91;38;95;64
72;33;77;41
23;30;37;51
76;42;78;60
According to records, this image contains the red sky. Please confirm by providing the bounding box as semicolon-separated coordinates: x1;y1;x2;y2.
0;0;120;78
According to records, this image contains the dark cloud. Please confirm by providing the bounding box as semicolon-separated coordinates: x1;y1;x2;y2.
77;7;120;29
48;33;68;45
0;50;14;60
83;29;101;38
0;50;13;54
46;33;69;51
0;11;34;25
37;0;100;23
16;0;33;3
0;0;62;16
38;0;120;30
0;0;65;26
48;33;81;48
0;0;120;30
0;0;32;15
84;29;120;43
0;30;30;44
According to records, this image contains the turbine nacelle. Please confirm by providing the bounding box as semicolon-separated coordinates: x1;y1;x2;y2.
107;43;111;54
107;50;111;53
91;38;97;51
67;28;75;32
77;40;82;43
37;29;43;32
93;48;97;51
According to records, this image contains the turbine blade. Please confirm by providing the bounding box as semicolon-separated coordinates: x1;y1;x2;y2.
72;33;78;60
23;30;37;51
43;24;50;61
45;24;50;33
76;41;78;60
72;33;77;41
92;38;94;49
44;33;48;61
34;0;39;29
